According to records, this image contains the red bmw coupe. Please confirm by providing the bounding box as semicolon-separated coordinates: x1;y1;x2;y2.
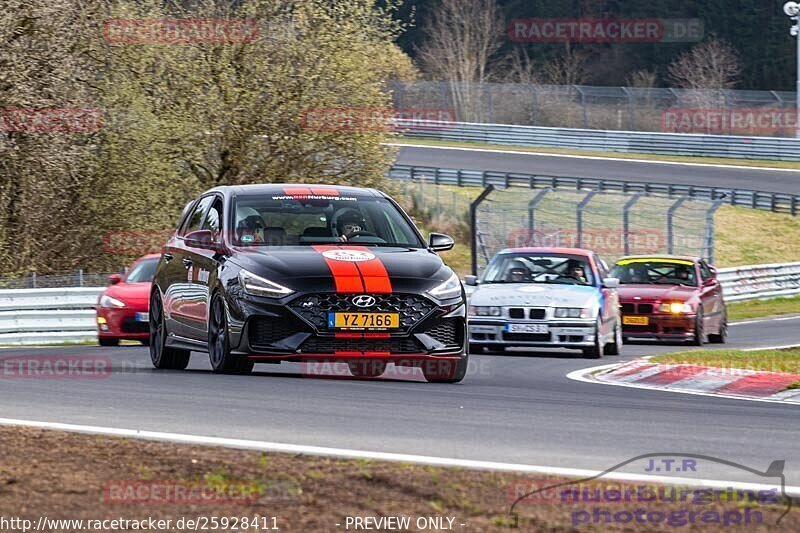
610;255;727;345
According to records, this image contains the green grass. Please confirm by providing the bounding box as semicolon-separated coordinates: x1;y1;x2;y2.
650;347;800;374
393;137;800;169
727;295;800;322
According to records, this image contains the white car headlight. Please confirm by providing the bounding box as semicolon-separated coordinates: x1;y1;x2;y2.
428;271;462;300
98;294;126;308
659;302;693;314
238;269;294;298
468;306;502;317
554;307;593;319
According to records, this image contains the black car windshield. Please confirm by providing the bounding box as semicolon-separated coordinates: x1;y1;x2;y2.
230;193;424;248
610;261;697;286
125;258;159;283
482;253;595;286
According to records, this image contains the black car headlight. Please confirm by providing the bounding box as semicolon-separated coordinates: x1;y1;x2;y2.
428;271;462;301
238;269;294;298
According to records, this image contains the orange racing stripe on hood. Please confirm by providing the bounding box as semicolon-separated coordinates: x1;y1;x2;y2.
312;245;365;293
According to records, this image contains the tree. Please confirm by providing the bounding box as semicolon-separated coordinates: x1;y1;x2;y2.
668;37;741;90
0;0;415;275
415;0;505;121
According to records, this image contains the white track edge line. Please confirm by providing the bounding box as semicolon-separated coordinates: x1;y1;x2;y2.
567;364;800;406
385;142;800;173
1;417;798;495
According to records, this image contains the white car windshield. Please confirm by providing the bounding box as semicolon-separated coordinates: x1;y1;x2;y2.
482;254;595;286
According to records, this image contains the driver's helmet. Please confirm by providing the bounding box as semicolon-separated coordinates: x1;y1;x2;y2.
335;208;366;237
675;266;691;280
506;260;529;282
567;260;587;280
235;207;266;244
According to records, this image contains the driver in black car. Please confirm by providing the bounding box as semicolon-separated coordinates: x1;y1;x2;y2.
335;209;367;242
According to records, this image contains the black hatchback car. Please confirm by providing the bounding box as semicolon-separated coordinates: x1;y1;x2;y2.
149;184;468;382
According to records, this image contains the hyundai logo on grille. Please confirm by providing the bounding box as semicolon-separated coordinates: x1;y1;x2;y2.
351;295;377;308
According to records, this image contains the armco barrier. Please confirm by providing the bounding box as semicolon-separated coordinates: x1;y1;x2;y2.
717;262;800;303
400;121;800;162
1;262;797;345
388;164;800;216
0;287;103;345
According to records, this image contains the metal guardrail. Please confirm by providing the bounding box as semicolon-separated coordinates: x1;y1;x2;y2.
400;121;800;162
1;262;798;344
0;287;103;345
718;262;800;303
388;165;800;216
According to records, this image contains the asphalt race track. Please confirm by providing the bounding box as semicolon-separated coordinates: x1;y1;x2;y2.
2;316;799;486
392;144;800;195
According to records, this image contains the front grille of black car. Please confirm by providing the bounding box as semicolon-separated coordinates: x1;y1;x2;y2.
289;293;436;331
299;336;423;354
248;317;306;347
121;318;148;334
423;319;462;349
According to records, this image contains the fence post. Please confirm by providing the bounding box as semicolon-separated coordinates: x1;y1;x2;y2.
622;193;644;255
667;197;688;254
621;86;635;130
527;188;553;232
77;269;84;287
576;191;598;248
576;85;588;128
705;200;726;263
470;186;495;276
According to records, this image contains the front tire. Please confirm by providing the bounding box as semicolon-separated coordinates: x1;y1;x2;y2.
707;311;727;344
582;319;605;359
422;354;469;383
208;293;253;374
690;308;704;346
149;291;190;370
605;320;623;356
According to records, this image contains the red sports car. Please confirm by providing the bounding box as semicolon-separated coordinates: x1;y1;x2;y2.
96;254;160;346
609;255;727;345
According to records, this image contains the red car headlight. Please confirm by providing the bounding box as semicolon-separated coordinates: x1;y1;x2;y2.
659;302;693;314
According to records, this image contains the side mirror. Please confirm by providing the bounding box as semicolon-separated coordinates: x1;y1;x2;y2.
464;275;479;286
603;277;620;289
107;273;122;285
429;233;455;252
184;229;220;251
703;277;718;286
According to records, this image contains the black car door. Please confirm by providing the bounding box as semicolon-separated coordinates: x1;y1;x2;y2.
166;195;214;339
182;195;225;342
